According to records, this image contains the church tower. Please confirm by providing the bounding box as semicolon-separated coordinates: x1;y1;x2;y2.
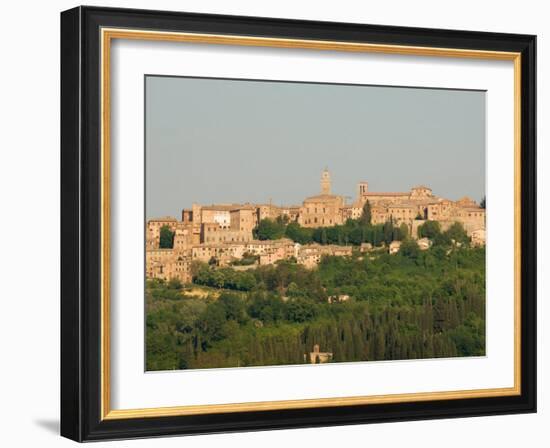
357;181;369;199
320;168;331;195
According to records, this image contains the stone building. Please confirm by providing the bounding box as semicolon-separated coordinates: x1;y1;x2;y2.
417;237;433;251
191;238;299;267
297;243;353;269
230;207;256;232
360;242;373;253
145;168;486;283
259;245;292;265
299;194;345;227
146;248;192;283
146;219;195;282
199;204;233;227
146;216;178;249
246;238;298;260
355;181;485;239
389;240;402;254
298;168;346;228
471;229;486;247
194;204;257;244
201;222;252;244
306;344;333;364
173;222;197;250
191;243;246;266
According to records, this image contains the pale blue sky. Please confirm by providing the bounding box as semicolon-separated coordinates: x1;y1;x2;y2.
145;76;485;219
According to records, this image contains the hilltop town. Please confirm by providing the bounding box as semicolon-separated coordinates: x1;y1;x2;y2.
146;169;486;284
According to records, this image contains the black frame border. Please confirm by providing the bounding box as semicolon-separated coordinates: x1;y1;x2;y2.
61;6;536;442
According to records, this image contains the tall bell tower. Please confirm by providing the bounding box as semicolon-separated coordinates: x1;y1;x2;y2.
357;181;369;199
320;168;331;195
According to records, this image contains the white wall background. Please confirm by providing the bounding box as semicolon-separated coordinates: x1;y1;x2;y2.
0;0;546;446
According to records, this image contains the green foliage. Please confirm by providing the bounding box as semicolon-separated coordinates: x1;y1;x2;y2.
417;221;470;248
480;196;486;209
248;292;286;324
399;239;420;259
146;243;486;371
145;297;207;370
194;265;257;291
448;313;485;356
231;252;259;266
394;223;409;241
285;222;313;244
276;215;290;225
218;293;248;324
198;302;230;344
147;279;184;300
382;220;394;244
445;222;470;246
168;278;183;289
254;218;286;240
360;200;372;225
285;299;318;323
253;215;422;251
159;225;175;248
418;220;441;239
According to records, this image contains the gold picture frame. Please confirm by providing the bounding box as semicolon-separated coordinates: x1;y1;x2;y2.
61;6;536;441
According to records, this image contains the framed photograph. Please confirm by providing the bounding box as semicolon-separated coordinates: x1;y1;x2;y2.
61;6;536;441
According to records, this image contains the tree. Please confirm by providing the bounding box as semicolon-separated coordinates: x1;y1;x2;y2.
361;200;372;225
399;239;420;259
285;299;317;323
285;222;313;244
234;271;256;291
276;215;290;225
286;281;301;298
159;225;175;248
198;303;228;344
348;226;363;245
219;293;247;323
254;218;286;240
418;220;441;239
382;220;394;244
168;278;183;289
191;260;208;278
480;196;486;209
444;222;470;246
394;223;409;241
320;228;328;245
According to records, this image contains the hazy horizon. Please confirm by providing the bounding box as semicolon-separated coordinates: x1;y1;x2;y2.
145;76;486;219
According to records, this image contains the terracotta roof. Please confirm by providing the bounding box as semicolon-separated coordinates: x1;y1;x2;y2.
148;216;177;222
388;203;416;209
363;192;409;197
459;207;485;212
304;194;343;201
202;204;255;211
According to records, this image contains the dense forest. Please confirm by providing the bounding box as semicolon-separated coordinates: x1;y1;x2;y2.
146;226;486;370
